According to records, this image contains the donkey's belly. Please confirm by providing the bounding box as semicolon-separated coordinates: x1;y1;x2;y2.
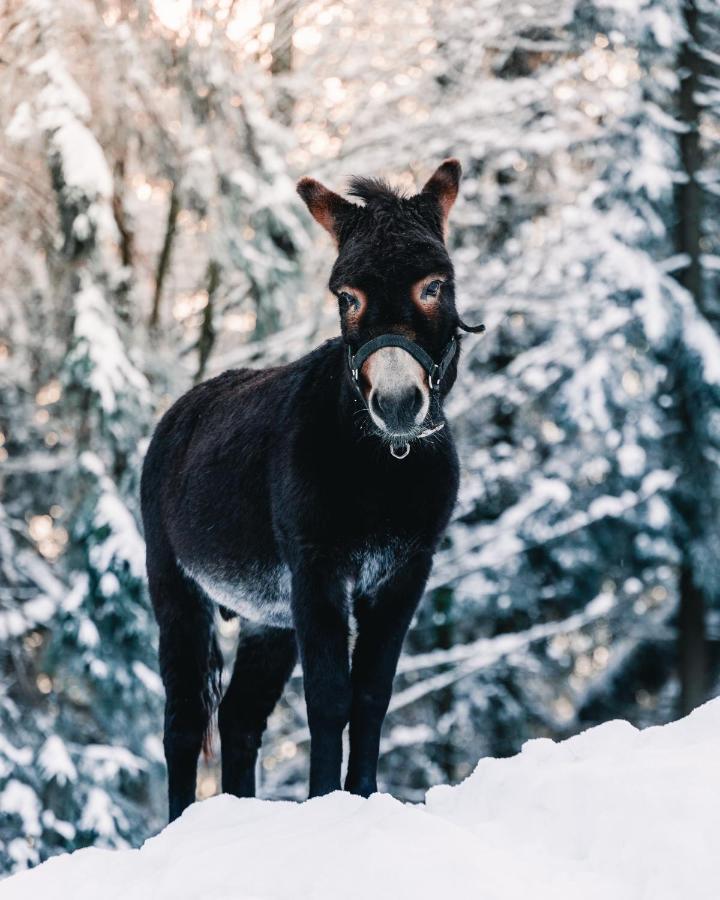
181;560;293;628
180;536;412;628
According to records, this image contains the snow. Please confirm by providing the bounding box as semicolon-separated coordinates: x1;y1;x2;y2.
28;51;113;199
28;51;92;127
431;469;676;595
0;782;41;841
7;51;114;203
77;618;100;648
617;442;646;478
132;662;164;696
37;737;76;787
0;739;32;771
81;746;147;782
683;308;720;385
78;789;126;842
72;279;150;416
90;489;146;580
4;699;720;899
50;119;113;200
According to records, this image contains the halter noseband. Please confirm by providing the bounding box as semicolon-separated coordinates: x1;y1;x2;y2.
347;333;459;394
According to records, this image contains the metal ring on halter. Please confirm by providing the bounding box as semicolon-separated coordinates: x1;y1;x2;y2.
390;443;411;460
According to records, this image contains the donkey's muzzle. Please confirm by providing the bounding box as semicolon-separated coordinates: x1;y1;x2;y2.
371;386;424;436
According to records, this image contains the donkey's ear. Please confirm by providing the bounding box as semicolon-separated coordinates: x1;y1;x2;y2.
421;159;462;232
297;177;353;244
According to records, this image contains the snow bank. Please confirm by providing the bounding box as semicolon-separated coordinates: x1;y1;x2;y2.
3;700;720;900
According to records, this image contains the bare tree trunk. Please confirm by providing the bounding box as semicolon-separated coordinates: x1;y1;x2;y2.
149;183;180;329
270;0;297;124
678;564;707;715
194;260;220;383
674;0;708;716
112;157;134;270
677;0;704;314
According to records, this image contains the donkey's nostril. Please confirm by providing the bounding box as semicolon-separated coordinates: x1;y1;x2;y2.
371;387;424;434
409;387;423;419
371;391;386;419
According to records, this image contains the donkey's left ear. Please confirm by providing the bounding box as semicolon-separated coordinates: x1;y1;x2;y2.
421;158;462;234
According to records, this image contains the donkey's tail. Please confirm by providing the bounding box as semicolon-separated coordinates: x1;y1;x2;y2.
201;632;224;761
149;552;225;765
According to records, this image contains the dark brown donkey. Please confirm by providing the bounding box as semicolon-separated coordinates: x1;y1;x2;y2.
141;159;481;820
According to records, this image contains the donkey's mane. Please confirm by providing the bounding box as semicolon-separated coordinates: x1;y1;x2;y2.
347;176;407;205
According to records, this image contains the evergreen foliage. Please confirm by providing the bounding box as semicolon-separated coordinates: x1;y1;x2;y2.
0;0;718;871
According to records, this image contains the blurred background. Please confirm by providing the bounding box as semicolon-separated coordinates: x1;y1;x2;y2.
1;0;719;875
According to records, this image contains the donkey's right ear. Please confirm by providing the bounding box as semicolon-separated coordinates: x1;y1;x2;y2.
297;177;353;244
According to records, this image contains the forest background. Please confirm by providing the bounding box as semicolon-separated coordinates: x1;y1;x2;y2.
1;0;719;874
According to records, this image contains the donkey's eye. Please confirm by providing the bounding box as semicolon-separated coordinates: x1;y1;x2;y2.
422;280;443;299
338;291;360;310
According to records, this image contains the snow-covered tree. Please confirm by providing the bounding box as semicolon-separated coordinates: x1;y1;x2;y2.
251;0;720;796
2;0;719;867
1;0;164;868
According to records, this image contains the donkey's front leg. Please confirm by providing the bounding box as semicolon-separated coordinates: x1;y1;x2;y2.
291;567;350;797
345;552;433;797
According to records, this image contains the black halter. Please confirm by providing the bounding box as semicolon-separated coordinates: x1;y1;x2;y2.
346;317;485;396
345;320;485;458
346;333;459;394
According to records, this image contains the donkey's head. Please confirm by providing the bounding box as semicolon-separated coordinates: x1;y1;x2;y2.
297;160;465;445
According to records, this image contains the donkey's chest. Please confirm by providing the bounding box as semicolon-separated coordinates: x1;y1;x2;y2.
350;538;410;596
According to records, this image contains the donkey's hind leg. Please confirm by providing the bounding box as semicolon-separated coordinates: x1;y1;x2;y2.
219;624;297;798
150;560;222;822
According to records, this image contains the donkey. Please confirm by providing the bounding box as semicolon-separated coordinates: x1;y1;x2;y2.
141;159;482;821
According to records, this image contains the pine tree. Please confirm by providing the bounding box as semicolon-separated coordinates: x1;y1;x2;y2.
0;2;164;869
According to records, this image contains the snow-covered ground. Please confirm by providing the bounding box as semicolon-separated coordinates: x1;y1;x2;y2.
3;699;719;899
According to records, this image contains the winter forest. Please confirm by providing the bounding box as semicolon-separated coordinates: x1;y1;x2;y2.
1;0;719;876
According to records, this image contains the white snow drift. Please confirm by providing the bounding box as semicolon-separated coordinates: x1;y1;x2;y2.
3;699;719;900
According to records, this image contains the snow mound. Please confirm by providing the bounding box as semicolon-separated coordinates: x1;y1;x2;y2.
4;700;720;900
